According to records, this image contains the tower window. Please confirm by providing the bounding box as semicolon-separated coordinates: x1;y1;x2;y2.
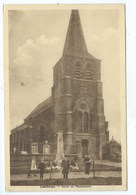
75;61;82;78
85;63;94;80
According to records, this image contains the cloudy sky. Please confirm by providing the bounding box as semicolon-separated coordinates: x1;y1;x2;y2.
9;8;123;142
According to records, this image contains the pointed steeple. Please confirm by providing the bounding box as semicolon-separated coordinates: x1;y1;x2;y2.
63;10;88;58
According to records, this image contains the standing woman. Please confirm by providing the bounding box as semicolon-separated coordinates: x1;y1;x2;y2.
31;156;37;176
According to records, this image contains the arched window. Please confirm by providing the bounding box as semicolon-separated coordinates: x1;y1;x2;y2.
75;61;82;78
78;111;82;132
75;100;90;133
90;113;93;129
84;112;88;133
85;63;94;80
39;125;48;142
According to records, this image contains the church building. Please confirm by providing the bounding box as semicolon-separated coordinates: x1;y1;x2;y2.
10;10;109;160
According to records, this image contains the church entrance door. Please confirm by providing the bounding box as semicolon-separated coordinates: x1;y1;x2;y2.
82;139;88;158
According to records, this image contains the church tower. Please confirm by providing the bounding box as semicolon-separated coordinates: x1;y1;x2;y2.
52;10;109;160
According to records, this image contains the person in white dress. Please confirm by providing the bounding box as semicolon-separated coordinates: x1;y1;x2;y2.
30;156;37;176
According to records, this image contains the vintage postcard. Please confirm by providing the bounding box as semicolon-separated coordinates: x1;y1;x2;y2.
4;4;126;191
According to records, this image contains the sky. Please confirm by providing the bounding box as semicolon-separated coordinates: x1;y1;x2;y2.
9;8;123;142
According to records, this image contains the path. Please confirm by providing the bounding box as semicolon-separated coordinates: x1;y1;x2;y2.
11;171;121;181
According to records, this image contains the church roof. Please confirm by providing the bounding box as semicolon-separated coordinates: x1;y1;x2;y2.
63;10;99;60
26;96;52;119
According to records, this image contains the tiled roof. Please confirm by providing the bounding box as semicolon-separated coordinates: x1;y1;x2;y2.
26;96;52;119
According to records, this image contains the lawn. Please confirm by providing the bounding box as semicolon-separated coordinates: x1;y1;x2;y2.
11;177;122;186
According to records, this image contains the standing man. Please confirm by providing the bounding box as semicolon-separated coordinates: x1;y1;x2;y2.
38;159;45;180
84;155;92;175
61;156;70;179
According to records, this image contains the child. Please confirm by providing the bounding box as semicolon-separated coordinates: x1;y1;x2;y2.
38;159;45;180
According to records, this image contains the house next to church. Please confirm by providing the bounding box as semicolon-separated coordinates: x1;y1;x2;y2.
10;10;109;160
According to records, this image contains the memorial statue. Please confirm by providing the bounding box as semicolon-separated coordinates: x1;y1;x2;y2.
33;146;37;154
56;132;64;161
43;140;50;154
31;142;38;154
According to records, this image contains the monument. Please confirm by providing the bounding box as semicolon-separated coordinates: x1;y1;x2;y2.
31;142;38;154
43;140;50;154
56;133;64;159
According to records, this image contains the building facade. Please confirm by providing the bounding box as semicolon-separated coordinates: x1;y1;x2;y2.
10;10;109;160
102;137;121;162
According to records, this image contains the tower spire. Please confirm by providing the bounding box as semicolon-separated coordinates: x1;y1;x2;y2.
63;10;88;57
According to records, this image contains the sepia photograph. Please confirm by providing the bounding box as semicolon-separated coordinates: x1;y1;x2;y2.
4;4;126;191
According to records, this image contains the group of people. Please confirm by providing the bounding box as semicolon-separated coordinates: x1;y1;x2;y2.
27;156;70;180
27;156;45;180
27;155;93;180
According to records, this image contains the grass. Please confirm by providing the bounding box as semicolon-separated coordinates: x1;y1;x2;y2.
11;177;122;186
11;164;121;174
